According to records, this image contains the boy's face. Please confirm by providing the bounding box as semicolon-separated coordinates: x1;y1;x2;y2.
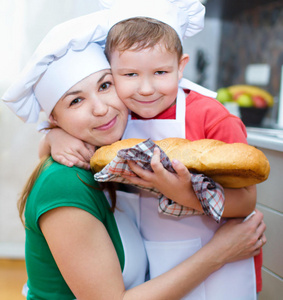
110;44;189;119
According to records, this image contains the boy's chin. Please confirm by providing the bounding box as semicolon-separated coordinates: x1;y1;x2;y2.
137;112;159;119
132;107;164;119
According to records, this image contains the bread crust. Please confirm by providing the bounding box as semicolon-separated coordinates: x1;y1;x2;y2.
90;138;270;188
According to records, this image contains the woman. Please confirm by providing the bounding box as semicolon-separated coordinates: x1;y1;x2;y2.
2;31;266;300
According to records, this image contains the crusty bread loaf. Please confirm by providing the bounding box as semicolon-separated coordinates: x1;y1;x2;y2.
90;138;270;188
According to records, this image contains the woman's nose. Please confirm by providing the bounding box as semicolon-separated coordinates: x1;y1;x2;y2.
91;98;109;116
138;77;155;96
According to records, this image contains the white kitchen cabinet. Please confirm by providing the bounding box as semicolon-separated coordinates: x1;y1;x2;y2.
247;129;283;300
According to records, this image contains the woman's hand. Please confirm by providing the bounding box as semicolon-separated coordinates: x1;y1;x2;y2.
209;209;266;264
44;128;95;169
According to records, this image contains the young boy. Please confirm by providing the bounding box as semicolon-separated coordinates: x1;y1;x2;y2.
41;1;261;298
104;16;261;299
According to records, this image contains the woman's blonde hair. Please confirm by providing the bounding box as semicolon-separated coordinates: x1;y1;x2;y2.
105;17;183;62
18;156;51;226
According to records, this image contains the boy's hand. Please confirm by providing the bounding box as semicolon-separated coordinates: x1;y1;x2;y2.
123;147;202;210
46;128;95;170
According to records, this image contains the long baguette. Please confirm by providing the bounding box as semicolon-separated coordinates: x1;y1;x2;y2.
90;138;270;188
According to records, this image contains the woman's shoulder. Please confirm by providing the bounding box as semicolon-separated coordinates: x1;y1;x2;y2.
26;158;108;223
37;158;96;188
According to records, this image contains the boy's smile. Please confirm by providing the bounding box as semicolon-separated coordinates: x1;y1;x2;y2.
110;43;188;119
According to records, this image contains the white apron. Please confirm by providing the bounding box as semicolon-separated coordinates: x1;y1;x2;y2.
122;87;256;300
105;190;148;289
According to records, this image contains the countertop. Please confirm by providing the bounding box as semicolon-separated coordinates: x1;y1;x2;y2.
246;127;283;152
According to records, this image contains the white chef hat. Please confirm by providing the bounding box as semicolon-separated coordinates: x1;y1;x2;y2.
99;0;205;41
35;43;110;118
2;10;110;123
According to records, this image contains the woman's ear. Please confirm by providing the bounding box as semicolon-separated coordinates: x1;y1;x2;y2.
49;114;58;126
178;54;190;80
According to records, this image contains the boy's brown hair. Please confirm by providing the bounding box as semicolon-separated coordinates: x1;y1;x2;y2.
105;17;183;62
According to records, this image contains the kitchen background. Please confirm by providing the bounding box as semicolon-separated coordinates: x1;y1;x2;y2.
0;0;282;298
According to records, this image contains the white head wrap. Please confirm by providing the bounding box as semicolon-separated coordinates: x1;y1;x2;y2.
99;0;205;41
2;10;110;123
34;43;110;119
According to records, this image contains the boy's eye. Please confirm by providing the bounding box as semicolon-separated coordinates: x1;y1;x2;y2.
125;73;137;77
99;81;111;91
155;71;166;75
70;98;82;106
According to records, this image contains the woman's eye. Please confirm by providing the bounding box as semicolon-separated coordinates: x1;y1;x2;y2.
70;98;82;106
99;82;111;91
155;71;166;75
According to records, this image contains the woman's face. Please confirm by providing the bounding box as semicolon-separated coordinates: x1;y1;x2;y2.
50;69;128;147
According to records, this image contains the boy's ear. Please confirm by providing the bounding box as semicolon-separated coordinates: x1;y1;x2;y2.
178;54;189;80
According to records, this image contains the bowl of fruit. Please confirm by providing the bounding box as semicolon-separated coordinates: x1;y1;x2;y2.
216;85;274;126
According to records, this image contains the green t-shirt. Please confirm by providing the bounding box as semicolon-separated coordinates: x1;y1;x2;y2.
25;158;124;299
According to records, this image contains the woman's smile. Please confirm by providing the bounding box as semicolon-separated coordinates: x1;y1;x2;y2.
95;116;117;130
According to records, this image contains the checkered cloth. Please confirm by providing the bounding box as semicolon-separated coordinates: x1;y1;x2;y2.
94;139;225;222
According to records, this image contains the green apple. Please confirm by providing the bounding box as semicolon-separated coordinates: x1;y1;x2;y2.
236;94;254;107
216;88;232;104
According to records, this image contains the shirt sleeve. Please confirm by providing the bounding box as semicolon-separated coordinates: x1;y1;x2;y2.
185;91;248;144
30;164;107;230
206;114;248;144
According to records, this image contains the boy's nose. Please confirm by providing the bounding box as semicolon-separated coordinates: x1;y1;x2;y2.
138;78;155;96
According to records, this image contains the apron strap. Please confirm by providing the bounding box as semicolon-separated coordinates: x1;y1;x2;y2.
179;78;217;98
176;88;186;121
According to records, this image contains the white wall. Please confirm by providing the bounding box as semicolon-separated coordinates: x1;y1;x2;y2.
183;17;222;91
0;1;222;258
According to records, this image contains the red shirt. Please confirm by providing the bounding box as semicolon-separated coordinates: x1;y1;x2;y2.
132;89;262;292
